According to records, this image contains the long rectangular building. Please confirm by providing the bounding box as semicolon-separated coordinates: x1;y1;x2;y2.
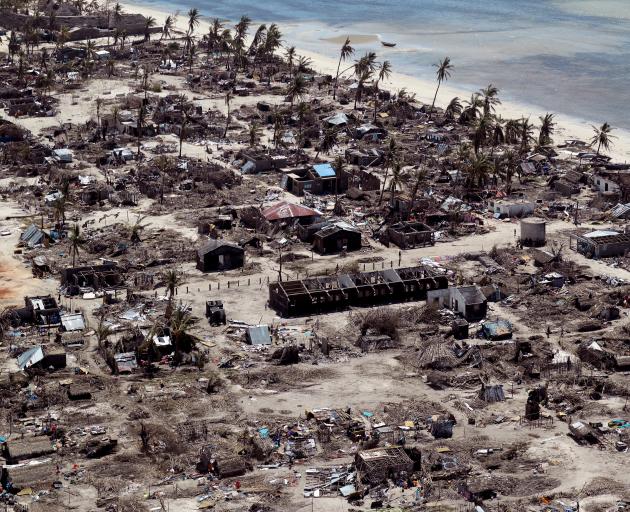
269;265;448;317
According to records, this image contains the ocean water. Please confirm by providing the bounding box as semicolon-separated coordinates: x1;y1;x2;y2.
139;0;630;130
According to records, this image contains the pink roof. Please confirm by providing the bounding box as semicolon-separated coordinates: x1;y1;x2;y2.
262;201;321;221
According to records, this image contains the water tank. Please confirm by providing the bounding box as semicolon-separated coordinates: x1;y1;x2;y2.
520;217;546;247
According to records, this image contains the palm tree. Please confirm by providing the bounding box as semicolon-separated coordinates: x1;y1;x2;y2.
315;129;338;158
128;214;147;244
187;40;197;73
84;38;96;60
219;29;233;69
378;137;398;205
112;27;121;48
504;118;521;144
389;162;404;203
178;101;191;158
95;97;103;131
170;307;194;357
538;113;556;146
161;14;174;40
249;23;267;57
472;114;491;155
333;155;344;202
519;117;534;154
444;97;462;121
464;153;493;189
143;16;156;41
53;197;66;228
113;2;123;26
295;102;309;152
333;37;354;100
459;93;482;125
429;57;453;120
162;269;182;317
479;84;501;117
262;23;282;65
233;15;251;69
8;31;20;63
95;317;114;349
272;108;284;148
296;55;312;74
286;73;307;107
489;116;505;156
590;122;616;155
249;122;261;147
136;104;146;157
110;105;120;143
223;90;232;138
56;26;70;51
373;60;392;121
187;8;201;36
119;29;127;50
353;52;376;109
106;59;115;77
499;149;518;194
68;224;84;267
409;166;427;212
285;46;296;80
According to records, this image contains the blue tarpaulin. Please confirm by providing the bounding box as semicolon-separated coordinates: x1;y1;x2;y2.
312;163;336;178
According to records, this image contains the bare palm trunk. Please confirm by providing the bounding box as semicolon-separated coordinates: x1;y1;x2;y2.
378;167;389;205
373;85;378;122
223;107;230;138
429;81;441;120
410;175;422;215
333;54;342;100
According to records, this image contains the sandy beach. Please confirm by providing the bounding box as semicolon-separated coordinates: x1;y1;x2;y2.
122;0;630;162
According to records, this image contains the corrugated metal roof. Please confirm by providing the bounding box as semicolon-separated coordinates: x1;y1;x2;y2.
583;230;620;238
197;239;243;257
324;113;348;126
17;346;44;370
60;313;85;331
312;163;336;178
611;203;630;218
247;325;271;345
262;201;321;221
21;224;47;248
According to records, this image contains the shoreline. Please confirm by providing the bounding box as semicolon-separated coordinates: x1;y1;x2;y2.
127;1;630;162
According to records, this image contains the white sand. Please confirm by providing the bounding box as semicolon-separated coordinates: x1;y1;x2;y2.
120;0;630;162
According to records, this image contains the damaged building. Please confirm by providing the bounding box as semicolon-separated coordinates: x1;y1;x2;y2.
269;265;448;317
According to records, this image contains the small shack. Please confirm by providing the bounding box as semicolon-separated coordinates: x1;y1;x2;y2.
312;222;361;254
451;286;488;322
196;240;244;272
355;447;414;485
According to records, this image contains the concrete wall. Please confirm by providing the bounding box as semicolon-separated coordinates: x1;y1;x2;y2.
594;176;620;195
